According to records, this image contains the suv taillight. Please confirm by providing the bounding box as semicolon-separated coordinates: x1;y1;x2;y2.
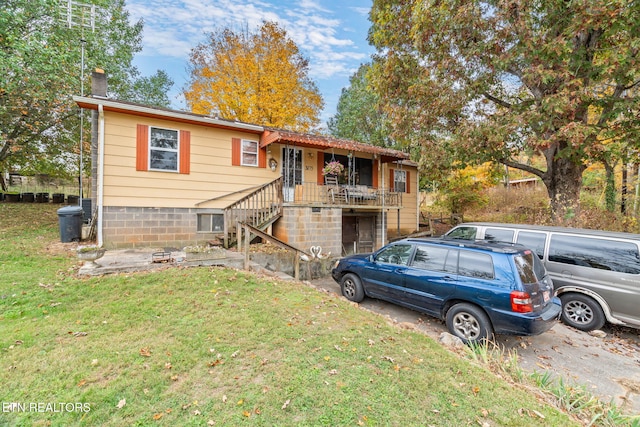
511;291;533;313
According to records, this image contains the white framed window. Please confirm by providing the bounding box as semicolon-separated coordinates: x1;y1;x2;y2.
149;127;179;172
197;213;224;232
241;139;259;166
394;170;407;193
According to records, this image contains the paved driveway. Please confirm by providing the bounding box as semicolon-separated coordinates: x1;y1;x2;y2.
309;276;640;416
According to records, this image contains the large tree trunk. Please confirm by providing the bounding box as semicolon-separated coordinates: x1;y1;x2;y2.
542;155;586;224
603;160;616;212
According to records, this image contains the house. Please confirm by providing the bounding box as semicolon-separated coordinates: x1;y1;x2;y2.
74;73;419;256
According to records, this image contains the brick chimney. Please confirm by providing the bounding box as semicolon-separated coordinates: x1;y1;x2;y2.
92;68;107;98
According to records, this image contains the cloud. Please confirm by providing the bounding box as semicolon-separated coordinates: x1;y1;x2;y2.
127;0;375;118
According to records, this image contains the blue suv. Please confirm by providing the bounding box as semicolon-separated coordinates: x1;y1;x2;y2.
332;238;561;344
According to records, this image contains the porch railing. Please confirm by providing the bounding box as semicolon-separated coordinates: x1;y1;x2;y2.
286;181;402;208
223;176;283;247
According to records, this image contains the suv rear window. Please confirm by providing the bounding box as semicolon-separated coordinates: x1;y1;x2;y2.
514;250;545;284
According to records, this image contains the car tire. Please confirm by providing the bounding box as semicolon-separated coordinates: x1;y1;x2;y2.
559;293;606;331
340;273;364;303
445;303;494;344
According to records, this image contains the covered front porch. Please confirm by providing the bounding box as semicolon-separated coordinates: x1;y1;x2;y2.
286;181;403;209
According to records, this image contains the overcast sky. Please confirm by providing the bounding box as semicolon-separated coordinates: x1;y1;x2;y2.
125;0;376;126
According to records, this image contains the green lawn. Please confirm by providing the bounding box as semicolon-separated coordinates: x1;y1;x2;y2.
0;203;582;426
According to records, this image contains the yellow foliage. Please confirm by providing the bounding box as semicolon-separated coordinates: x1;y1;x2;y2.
184;22;324;132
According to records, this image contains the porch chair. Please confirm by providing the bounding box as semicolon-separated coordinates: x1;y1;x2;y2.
325;175;346;204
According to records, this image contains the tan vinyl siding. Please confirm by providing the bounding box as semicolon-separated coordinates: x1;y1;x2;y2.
102;112;274;209
385;164;419;237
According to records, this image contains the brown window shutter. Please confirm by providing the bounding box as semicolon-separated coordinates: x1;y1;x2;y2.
179;130;190;174
406;170;411;193
231;138;241;166
136;124;149;171
258;146;267;168
317;154;324;184
389;168;395;191
372;160;379;188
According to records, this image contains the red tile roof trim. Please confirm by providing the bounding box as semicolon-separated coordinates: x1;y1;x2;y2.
261;128;410;161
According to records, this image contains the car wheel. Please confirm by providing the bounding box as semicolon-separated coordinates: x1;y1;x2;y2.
559;293;606;331
445;303;494;344
340;273;364;303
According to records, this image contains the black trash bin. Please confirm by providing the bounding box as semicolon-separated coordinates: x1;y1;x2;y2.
57;206;84;242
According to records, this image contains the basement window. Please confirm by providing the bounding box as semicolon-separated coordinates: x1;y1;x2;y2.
197;213;224;233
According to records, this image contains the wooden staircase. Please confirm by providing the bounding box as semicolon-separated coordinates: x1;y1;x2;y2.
223;176;283;247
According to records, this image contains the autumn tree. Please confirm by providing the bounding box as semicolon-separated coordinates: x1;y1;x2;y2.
328;63;395;148
0;0;172;188
184;21;324;133
369;0;640;222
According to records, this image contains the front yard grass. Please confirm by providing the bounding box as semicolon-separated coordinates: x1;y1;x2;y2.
0;203;578;426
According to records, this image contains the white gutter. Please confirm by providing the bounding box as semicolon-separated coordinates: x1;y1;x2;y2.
97;104;105;247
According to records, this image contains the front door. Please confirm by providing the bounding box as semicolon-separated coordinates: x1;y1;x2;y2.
282;147;302;202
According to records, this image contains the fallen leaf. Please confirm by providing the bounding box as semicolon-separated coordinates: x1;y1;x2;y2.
116;398;126;409
472;386;480;395
243;411;251;417
531;409;545;419
282;399;290;410
153;413;163;420
140;348;151;357
222;395;227;403
165;362;172;370
77;379;87;387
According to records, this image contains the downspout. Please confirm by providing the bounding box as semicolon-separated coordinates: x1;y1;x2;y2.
380;159;386;246
97;104;105;247
416;169;420;233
